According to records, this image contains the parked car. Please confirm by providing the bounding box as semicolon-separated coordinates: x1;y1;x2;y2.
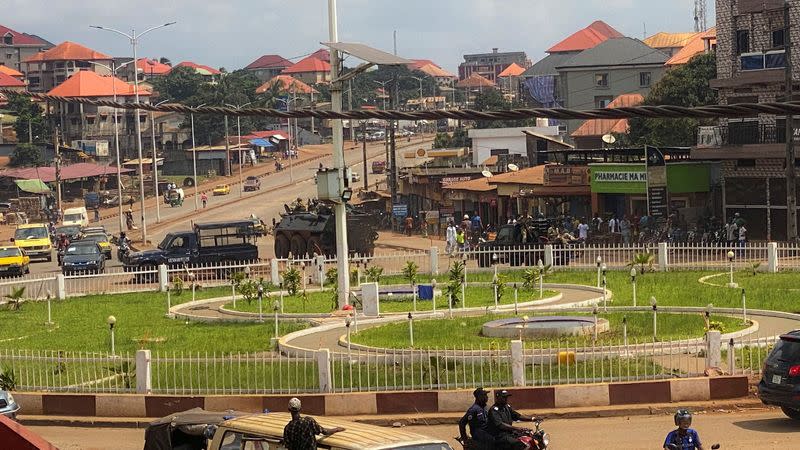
11;223;52;262
351;172;360;183
371;160;386;174
0;246;30;277
0;390;20;420
62;241;106;275
213;184;231;196
62;206;89;228
80;232;112;259
243;176;261;192
758;330;800;419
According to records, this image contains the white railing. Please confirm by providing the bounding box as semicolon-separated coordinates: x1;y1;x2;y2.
1;333;771;394
0;349;135;393
64;266;159;296
0;274;57;300
165;260;270;289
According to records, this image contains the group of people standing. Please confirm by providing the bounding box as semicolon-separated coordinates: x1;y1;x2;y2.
725;213;747;246
444;214;485;255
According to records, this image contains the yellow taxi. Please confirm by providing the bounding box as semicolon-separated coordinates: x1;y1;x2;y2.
0;246;30;276
12;223;52;262
81;232;112;259
213;184;231;196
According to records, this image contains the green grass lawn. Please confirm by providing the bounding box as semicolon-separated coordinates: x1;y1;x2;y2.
0;288;305;353
223;287;560;314
349;312;746;350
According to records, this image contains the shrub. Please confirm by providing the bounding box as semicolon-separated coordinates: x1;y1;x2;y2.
365;266;384;283
0;367;17;391
171;276;184;295
283;267;301;296
402;261;419;286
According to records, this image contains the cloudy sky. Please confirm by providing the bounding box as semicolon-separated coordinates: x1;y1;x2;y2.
6;0;714;72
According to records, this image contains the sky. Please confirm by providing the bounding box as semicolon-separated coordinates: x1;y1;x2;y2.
5;0;715;73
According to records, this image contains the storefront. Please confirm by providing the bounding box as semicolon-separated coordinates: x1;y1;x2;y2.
589;162;715;222
521;165;591;219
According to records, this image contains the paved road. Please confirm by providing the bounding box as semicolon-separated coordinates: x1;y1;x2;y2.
23;136;432;276
25;408;799;450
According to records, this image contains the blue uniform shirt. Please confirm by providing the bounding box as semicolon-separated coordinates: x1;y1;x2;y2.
464;403;488;435
664;428;702;450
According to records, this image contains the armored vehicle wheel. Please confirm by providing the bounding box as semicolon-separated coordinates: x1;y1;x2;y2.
307;237;323;256
275;234;291;258
290;235;307;258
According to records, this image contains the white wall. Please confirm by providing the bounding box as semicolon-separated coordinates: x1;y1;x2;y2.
469;126;560;165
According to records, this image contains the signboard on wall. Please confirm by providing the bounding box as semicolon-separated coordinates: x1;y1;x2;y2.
392;204;408;217
544;166;589;186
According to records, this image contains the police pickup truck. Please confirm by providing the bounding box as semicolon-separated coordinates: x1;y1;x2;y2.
123;220;259;269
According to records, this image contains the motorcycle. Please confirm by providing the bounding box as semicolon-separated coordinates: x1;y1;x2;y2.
667;444;720;450
116;237;130;263
456;419;550;450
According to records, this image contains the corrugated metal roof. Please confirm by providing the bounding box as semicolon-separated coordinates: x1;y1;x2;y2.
489;165;546;185
522;53;576;77
281;56;330;74
557;38;669;69
444;177;495;192
547;21;624;53
245;54;293;70
643;32;698;49
666;28;717;66
255;75;317;94
571;93;644;137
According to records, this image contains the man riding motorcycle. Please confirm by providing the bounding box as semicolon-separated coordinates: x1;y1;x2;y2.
487;390;539;450
664;409;706;450
56;233;69;265
458;388;493;449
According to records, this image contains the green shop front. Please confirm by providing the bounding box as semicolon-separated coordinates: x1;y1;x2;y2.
589;163;716;221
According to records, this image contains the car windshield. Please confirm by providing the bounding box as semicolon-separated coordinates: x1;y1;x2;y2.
83;234;108;243
0;248;21;257
67;245;98;256
64;213;83;222
15;227;48;240
57;226;81;235
771;339;800;362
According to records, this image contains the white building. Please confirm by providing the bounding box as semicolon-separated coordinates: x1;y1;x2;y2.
469;125;561;166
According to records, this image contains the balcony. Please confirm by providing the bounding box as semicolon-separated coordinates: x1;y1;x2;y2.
693;123;789;159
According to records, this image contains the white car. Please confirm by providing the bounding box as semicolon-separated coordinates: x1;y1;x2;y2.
351;172;361;182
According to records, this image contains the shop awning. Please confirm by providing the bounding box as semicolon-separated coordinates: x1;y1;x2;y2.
15;179;51;194
249;138;274;148
1;163;134;182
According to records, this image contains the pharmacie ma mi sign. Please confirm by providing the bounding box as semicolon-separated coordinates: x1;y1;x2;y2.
594;172;647;182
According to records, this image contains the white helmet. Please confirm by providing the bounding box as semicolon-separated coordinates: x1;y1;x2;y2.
464;215;469;220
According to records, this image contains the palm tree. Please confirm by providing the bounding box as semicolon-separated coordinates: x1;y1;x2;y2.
628;252;655;273
4;286;26;311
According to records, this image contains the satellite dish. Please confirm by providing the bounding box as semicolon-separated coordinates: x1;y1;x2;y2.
602;134;617;145
507;164;519;172
482;170;494;178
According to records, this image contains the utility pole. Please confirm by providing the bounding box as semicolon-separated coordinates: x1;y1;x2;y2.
224;115;231;176
349;78;355;143
329;0;351;307
787;1;798;241
54;128;62;215
362;121;368;190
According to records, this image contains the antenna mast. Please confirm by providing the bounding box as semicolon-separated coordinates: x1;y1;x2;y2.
694;0;708;32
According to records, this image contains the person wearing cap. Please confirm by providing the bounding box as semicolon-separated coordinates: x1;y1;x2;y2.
487;390;537;450
283;397;345;450
458;387;492;449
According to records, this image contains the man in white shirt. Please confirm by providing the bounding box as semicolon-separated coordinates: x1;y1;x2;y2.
578;219;589;241
446;220;457;256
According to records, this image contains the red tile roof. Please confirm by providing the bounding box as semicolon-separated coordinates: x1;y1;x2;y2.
0;24;49;46
547;21;624;54
417;63;455;78
498;63;526;77
23;41;111;63
282;56;330;74
456;73;495;89
571;93;644;137
245;54;294;70
1;162;133;182
255;75;317;95
408;59;439;71
175;61;221;75
0;71;25;87
0;65;24;77
310;49;330;62
137;58;171;75
47;71;151;98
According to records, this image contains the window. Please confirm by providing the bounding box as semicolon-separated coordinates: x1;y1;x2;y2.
2;34;12;45
736;30;750;54
773;28;786;48
766;50;786;69
490;149;509;156
639;72;652;87
741;52;765;70
595;73;609;87
5;53;12;60
595;96;614;108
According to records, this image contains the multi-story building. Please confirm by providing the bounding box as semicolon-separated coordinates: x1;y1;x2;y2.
458;48;531;83
281;56;330;85
245;54;294;82
0;24;52;73
48;71;152;160
692;0;794;240
22;41;113;92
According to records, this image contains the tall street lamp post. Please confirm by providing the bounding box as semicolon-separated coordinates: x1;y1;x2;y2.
225;101;254;198
87;59;136;234
189;103;206;210
91;21;176;244
150;99;171;223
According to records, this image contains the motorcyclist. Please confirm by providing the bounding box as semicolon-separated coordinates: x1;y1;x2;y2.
663;409;705;450
56;233;69;264
487;390;538;450
458;388;493;449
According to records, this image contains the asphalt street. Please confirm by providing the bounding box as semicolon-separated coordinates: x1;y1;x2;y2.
25;408;800;450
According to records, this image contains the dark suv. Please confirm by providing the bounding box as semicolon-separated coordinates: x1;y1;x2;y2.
758;330;800;419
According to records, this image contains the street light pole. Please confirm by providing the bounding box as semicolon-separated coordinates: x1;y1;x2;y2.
91;21;176;244
226;101;253;198
150;99;170;223
189;102;206;211
329;0;351;307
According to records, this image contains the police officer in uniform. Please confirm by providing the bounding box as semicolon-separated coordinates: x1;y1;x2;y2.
458;388;493;449
487;390;538;450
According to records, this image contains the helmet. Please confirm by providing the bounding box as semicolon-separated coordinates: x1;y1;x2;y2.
464;215;470;220
673;409;692;426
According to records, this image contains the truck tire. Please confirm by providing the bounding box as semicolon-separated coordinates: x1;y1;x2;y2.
275;234;290;259
290;235;307;258
782;406;800;420
307;237;323;257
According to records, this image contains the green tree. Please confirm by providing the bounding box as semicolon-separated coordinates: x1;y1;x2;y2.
473;90;538;129
624;52;717;146
6;94;47;143
10;144;44;167
150;66;206;102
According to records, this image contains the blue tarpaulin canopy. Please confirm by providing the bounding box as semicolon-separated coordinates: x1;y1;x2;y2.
249;138;274;148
